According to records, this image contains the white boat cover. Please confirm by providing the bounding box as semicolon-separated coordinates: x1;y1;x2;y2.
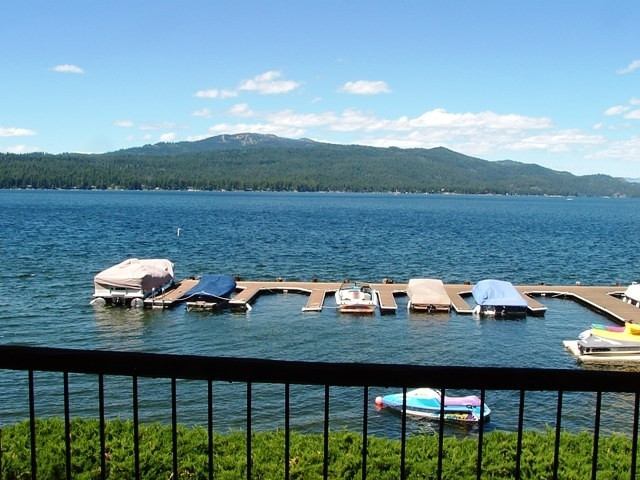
407;279;450;306
94;258;174;292
624;284;640;303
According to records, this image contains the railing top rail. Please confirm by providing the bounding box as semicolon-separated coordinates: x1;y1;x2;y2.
1;345;639;392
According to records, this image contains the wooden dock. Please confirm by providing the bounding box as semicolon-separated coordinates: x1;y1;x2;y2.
144;278;640;324
144;278;199;309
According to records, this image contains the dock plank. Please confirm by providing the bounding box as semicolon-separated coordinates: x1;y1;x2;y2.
444;285;474;313
373;284;399;312
303;289;327;312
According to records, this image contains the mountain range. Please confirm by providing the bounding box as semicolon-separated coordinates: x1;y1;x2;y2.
1;133;638;197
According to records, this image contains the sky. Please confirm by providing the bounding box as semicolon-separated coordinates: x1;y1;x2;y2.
2;1;639;177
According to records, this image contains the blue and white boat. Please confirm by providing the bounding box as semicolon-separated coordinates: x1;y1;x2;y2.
179;274;237;311
472;279;528;318
375;388;490;423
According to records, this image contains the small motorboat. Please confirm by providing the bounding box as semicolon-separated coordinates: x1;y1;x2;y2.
572;323;640;357
406;278;451;313
179;274;237;311
471;279;528;318
334;282;379;314
375;388;491;423
90;258;175;308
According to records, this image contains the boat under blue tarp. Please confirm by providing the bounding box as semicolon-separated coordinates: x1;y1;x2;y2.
472;279;528;317
179;275;236;308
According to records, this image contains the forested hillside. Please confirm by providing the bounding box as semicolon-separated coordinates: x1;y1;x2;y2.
1;133;637;197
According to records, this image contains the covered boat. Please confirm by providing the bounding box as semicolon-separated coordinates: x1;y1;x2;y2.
406;278;451;313
622;284;640;307
334;282;379;314
91;258;174;307
563;323;640;361
179;274;237;311
375;388;490;423
471;279;528;318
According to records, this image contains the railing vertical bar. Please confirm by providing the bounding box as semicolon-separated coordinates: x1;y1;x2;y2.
362;385;368;480
591;391;602;480
29;370;37;480
437;388;445;480
515;390;525;480
63;372;71;480
553;390;563;480
323;384;330;480
99;373;106;480
247;382;252;480
171;377;178;480
285;383;290;480
132;376;140;480
208;380;214;480
476;389;486;480
631;392;639;480
401;386;407;480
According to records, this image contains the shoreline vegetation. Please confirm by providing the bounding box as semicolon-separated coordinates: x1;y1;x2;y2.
1;418;637;479
1;133;639;197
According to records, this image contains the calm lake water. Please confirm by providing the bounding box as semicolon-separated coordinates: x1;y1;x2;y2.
1;190;639;437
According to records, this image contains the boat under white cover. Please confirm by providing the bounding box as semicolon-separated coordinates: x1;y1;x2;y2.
91;258;174;307
406;278;451;313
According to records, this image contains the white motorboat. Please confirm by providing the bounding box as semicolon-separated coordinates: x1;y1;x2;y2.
334;282;379;314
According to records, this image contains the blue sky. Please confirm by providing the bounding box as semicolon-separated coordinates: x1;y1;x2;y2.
2;1;639;177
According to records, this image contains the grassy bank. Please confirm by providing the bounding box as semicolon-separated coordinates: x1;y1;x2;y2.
0;418;637;479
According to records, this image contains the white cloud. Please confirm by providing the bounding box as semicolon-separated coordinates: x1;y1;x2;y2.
267;109;337;127
409;108;551;130
51;64;85;74
506;130;605;152
586;135;640;162
338;80;391;95
194;88;237;99
191;108;211;118
159;132;176;142
238;71;300;94
114;120;134;127
617;59;640;75
228;103;255;118
631;97;640;106
604;105;630;116
0;127;37;137
624;110;640;120
139;122;175;131
3;144;39;153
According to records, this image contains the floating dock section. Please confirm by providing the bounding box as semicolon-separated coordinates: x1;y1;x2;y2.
143;279;640;326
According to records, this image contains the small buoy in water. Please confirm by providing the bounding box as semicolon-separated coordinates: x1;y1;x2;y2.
177;227;182;237
374;396;383;405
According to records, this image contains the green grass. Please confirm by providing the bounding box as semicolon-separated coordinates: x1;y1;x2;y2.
1;419;638;479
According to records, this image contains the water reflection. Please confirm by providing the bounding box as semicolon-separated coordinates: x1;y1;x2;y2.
92;305;149;350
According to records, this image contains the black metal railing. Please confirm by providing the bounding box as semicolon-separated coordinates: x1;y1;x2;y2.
1;345;640;480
